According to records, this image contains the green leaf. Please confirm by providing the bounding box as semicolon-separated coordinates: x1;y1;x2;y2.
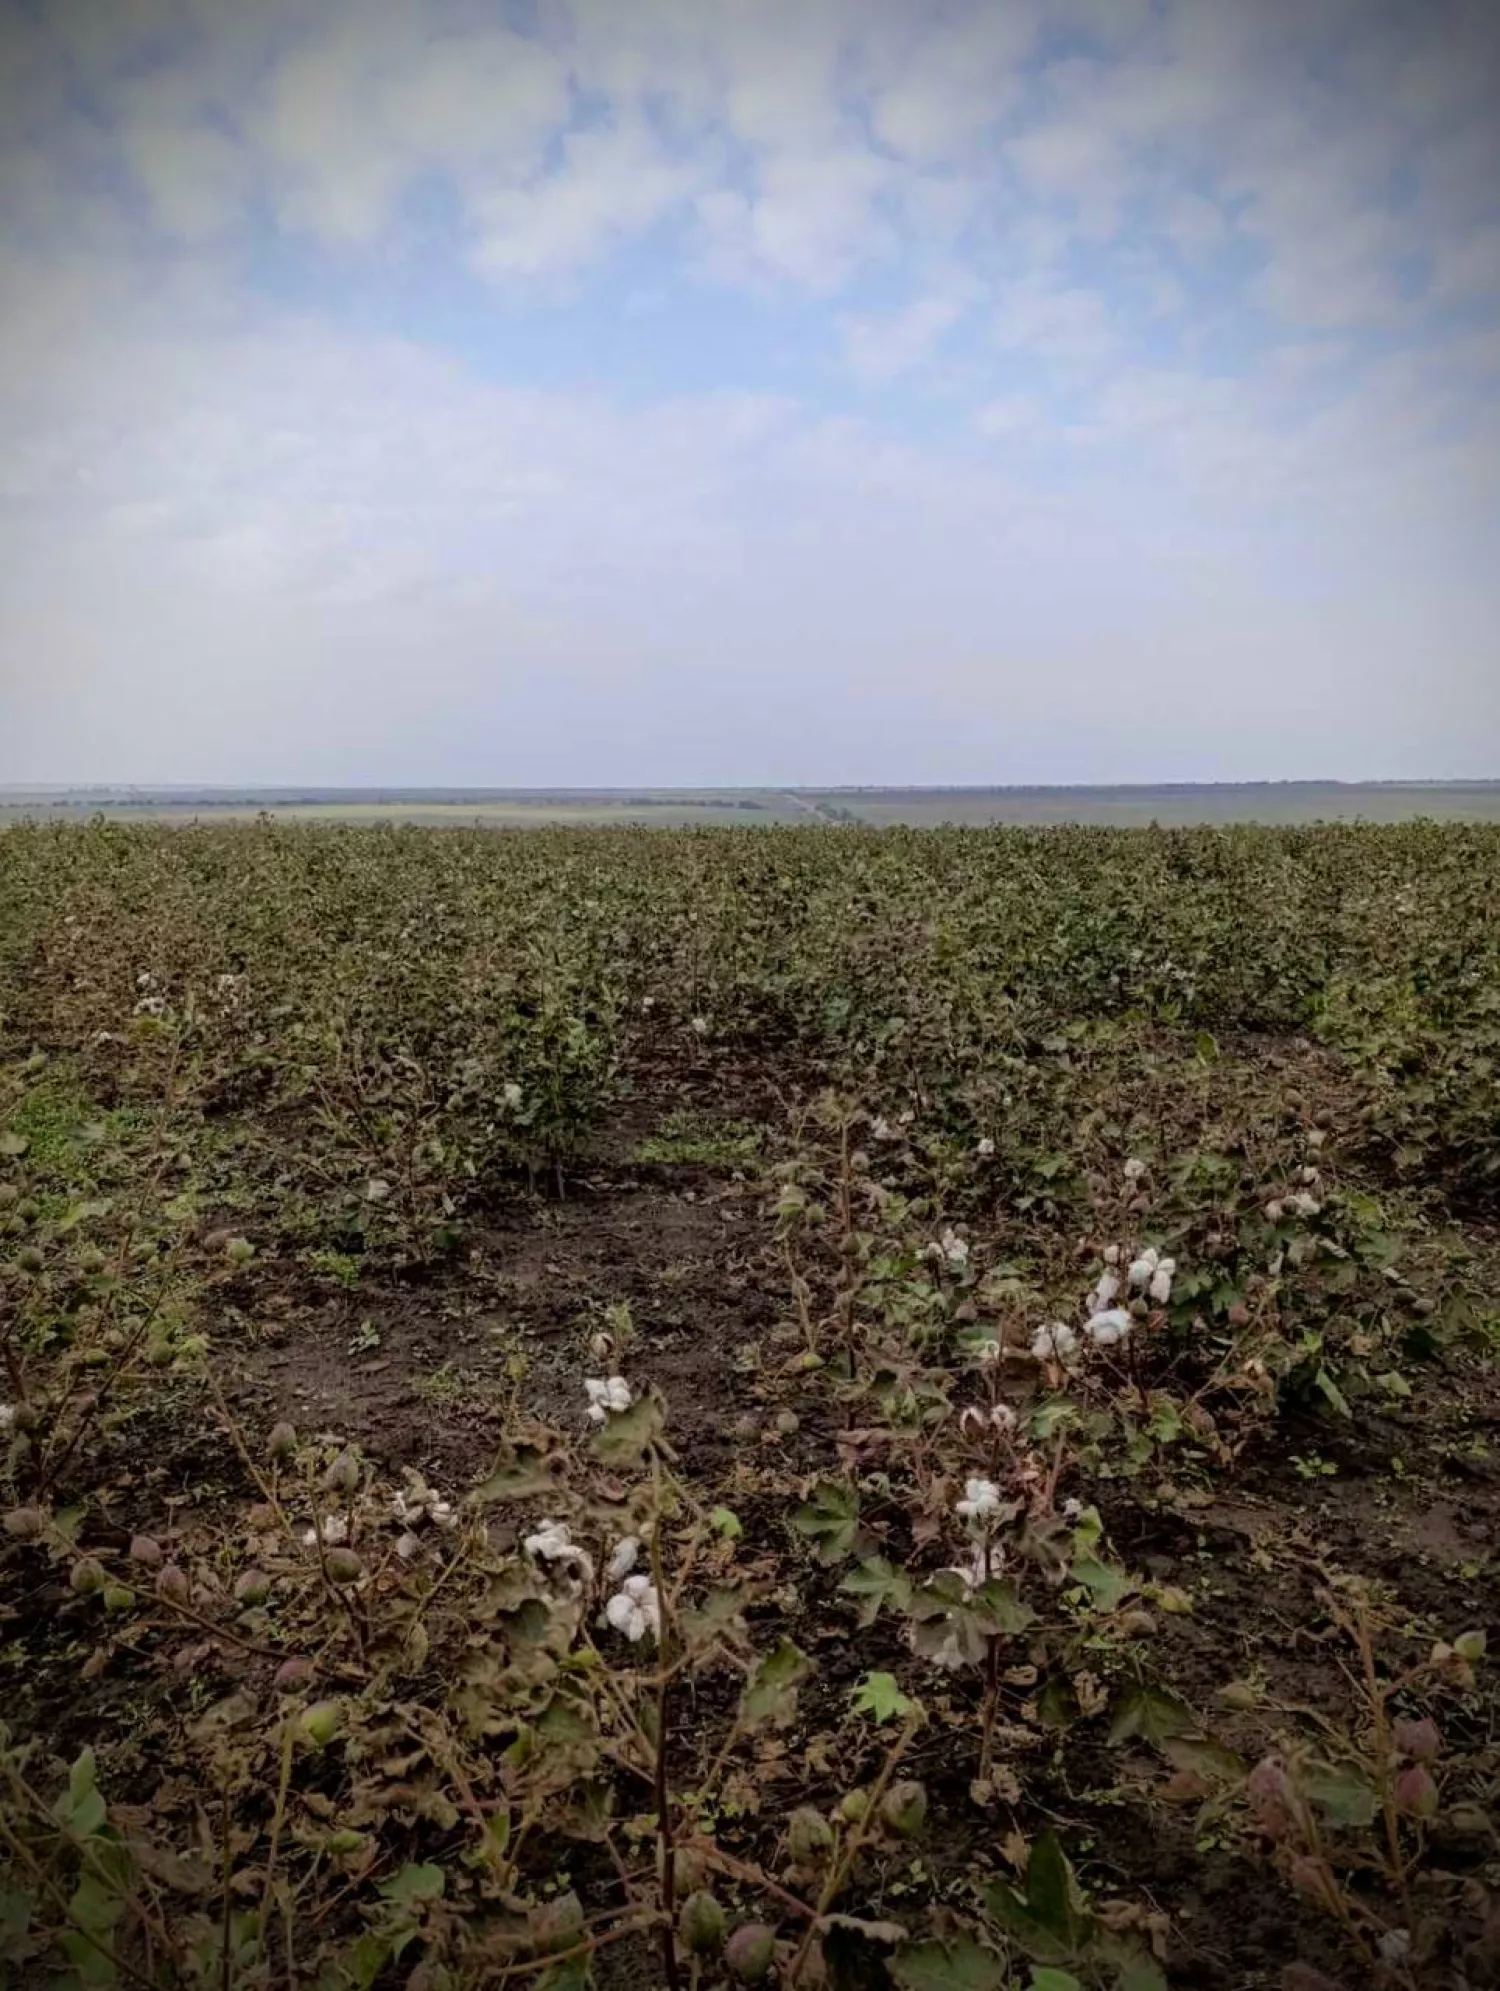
850;1672;916;1724
1107;1685;1199;1750
740;1638;811;1726
379;1862;446;1910
970;1578;1036;1637
709;1505;743;1540
471;1444;559;1504
889;1935;1010;1991
591;1393;664;1464
1299;1757;1377;1828
840;1555;912;1628
791;1479;860;1563
1314;1367;1352;1419
1031;1971;1083;1991
1070;1556;1130;1611
1025;1832;1087;1950
536;1695;596;1745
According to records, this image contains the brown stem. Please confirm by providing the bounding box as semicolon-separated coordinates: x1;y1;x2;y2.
648;1479;684;1991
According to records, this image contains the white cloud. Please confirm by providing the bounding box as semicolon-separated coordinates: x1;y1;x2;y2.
471;122;700;282
868;8;1037;160
993;280;1117;368
843;293;969;379
255;12;567;243
1430;224;1500;303
697;148;894;291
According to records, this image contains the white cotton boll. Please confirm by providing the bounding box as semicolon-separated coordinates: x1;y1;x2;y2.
1149;1266;1173;1305
955;1477;1002;1522
605;1574;660;1641
302;1514;349;1547
0;1404;15;1434
1103;1245;1121;1266
1032;1322;1079;1364
523;1519;573;1561
1090;1269;1121;1312
976;1136;995;1157
1123;1158;1146;1182
690;1016;709;1036
1127;1248;1159;1289
938;1228;969;1269
1265;1199;1284;1223
606;1536;641;1583
395;1530;423;1560
502;1081;523;1109
1290;1192;1321;1217
1086;1308;1132;1346
1307;1128;1326;1149
1300;1166;1321;1185
584;1376;632;1423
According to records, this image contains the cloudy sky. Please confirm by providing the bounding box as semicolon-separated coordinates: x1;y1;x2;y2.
1;0;1497;786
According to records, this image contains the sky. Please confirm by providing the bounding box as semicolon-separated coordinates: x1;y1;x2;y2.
0;0;1497;787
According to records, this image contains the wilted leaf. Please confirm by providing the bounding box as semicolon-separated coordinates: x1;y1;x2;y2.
740;1638;812;1726
592;1393;664;1464
1161;1735;1246;1783
472;1444;559;1504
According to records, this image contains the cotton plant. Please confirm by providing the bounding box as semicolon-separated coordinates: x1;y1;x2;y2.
1031;1236;1184;1373
928;1226;970;1271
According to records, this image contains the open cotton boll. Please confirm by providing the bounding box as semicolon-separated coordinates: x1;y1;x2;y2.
1149;1259;1175;1304
1032;1321;1080;1364
605;1574;660;1641
1089;1269;1121;1313
1086;1308;1133;1346
606;1536;641;1583
955;1477;1003;1522
1127;1247;1160;1288
584;1376;632;1424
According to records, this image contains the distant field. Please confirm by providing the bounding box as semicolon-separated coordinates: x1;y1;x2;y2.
3;782;1500;826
